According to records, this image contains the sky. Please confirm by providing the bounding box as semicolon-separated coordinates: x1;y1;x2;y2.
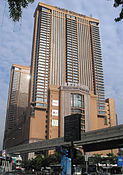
0;0;123;150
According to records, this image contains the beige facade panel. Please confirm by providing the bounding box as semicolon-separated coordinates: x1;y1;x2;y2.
59;84;90;136
38;2;99;23
105;98;117;127
29;109;47;140
89;94;98;130
48;86;59;139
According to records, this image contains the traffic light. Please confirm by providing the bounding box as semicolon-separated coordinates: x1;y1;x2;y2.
65;147;71;158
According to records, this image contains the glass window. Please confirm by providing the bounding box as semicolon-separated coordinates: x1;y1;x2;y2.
44;104;47;107
71;109;82;113
100;106;105;110
36;98;43;102
97;106;105;110
71;94;84;108
37;91;44;95
98;111;106;115
44;98;47;102
36;103;43;107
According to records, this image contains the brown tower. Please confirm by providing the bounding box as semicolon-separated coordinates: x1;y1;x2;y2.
3;64;30;148
28;2;109;144
3;3;117;154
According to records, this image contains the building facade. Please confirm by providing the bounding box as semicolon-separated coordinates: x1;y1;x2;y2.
28;2;113;144
3;3;117;153
105;98;117;127
3;64;30;148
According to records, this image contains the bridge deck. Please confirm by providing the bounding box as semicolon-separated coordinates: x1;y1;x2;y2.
5;124;123;154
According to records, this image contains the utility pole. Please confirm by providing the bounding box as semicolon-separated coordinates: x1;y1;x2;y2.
71;141;74;175
85;152;88;173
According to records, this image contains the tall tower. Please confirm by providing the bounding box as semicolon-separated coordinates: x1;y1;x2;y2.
28;2;106;142
3;64;30;148
105;98;117;127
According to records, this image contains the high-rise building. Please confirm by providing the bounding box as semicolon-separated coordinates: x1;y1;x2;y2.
105;98;117;127
3;64;30;148
3;3;117;154
28;2;112;144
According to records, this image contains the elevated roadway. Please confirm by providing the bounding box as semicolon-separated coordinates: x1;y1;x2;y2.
5;124;123;154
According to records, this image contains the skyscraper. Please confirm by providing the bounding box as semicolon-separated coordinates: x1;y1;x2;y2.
28;2;108;143
3;3;117;153
3;64;30;148
30;2;105;113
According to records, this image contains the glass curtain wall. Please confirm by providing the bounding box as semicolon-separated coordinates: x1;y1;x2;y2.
71;94;85;132
66;15;79;84
77;18;92;90
33;8;51;107
90;24;105;115
50;10;65;86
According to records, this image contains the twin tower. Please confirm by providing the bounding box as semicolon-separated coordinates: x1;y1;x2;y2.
3;2;117;154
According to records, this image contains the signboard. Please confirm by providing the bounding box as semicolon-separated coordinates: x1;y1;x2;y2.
64;114;81;142
61;155;71;175
85;154;88;162
52;109;58;116
2;150;6;159
52;100;58;106
52;119;58;126
117;156;123;167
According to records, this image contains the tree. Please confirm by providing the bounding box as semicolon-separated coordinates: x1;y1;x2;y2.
5;0;123;22
113;0;123;21
118;149;123;156
21;159;32;171
6;0;34;22
89;154;102;166
22;152;62;172
73;149;85;165
106;153;117;164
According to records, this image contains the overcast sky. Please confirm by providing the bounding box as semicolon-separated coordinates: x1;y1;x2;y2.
0;0;123;150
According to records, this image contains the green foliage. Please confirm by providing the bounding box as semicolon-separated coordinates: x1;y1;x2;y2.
115;8;123;22
106;153;117;164
73;149;85;165
113;0;123;22
118;149;123;156
22;152;118;171
41;154;59;167
89;154;102;165
89;153;117;165
5;0;123;22
7;0;34;22
22;159;32;170
22;152;61;171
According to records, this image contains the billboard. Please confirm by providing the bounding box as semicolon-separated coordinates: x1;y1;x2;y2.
52;119;58;126
52;100;59;106
64;114;81;142
2;150;6;159
52;109;58;116
61;155;71;175
117;156;123;167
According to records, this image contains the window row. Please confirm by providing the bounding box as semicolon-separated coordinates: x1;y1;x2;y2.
36;103;47;107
